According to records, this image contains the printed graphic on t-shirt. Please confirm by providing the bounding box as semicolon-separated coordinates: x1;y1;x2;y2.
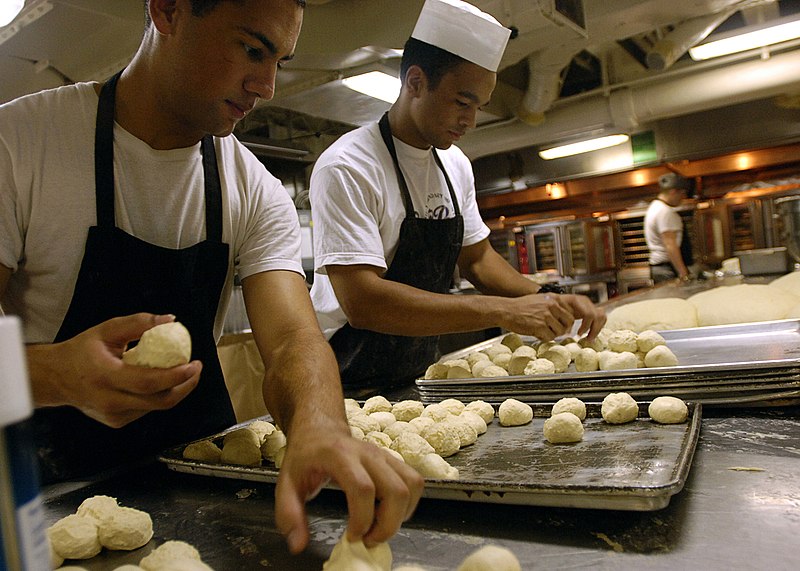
424;191;452;219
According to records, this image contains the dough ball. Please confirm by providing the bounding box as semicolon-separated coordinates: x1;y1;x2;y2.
482;343;512;360
769;271;800;295
273;445;287;469
551;397;586;420
601;393;639;424
498;399;533;427
247;420;276;442
383;421;419;440
143;559;213;571
465;351;490;367
491;352;512;370
408;416;436;432
478;364;510;378
644;345;679;368
471;359;494;377
688;284;799;326
139;540;202;571
261;429;287;460
443;359;472;379
414;453;459;480
443;415;478;447
607;329;639;353
457;544;521;571
363;395;392;414
540;345;571;373
391;400;424;422
113;566;145;570
220;438;261;466
785;302;800;319
464;400;495;424
578;335;605;351
438;398;466;415
365;431;393;449
322;536;392;571
393;566;429;571
382;447;405;463
543;412;585;444
390;432;435;466
508;345;537;375
606;298;698;332
49;537;64;569
344;398;362;413
562;342;582;361
535;341;557;356
350;426;366;440
348;413;382;434
574;347;599;372
420;423;461;457
369;411;397;430
47;514;102;560
459;410;488;435
99;506;154;551
523;358;555;375
649;396;688;424
500;332;524;351
600;351;638;371
423;362;448;380
636;330;666;353
222;427;261;448
76;495;119;524
420;403;453;423
122;322;191;368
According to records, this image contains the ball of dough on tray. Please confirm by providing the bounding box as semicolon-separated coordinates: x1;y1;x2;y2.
551;397;586;420
322;536;392;571
408;416;436;432
48;514;102;560
578;335;605;352
606;298;698;332
498;399;533;427
273;445;287;469
220;438;261;466
769;271;800;295
607;329;639;353
369;411;397;430
491;352;512;369
644;345;679;367
344;398;362;413
415;453;459;480
466;351;490;367
144;560;213;571
365;431;393;448
349;413;382;434
98;506;153;551
382;447;405;463
688;284;800;326
562;342;582;361
48;537;64;570
122;322;191;368
423;362;448;380
535;341;557;356
139;540;202;571
464;400;495;424
601;392;639;424
500;332;524;351
574;347;599;372
363;395;392;414
482;343;512;360
420;423;461;457
390;432;435;466
261;429;287;460
508;345;537;375
383;421;420;440
478;364;510;378
648;396;689;424
392;400;424;422
600;351;638;371
459;410;488;435
76;495;119;524
636;330;666;353
523;358;555;375
421;403;453;423
350;426;366;440
443;416;478;447
540;345;571;373
182;440;221;462
471;359;494;377
247;420;276;442
543;412;584;444
438;398;466;415
457;544;521;571
444;359;472;379
222;427;261;448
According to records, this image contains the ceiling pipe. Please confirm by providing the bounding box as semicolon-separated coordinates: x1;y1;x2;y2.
517;46;580;125
645;9;739;71
461;46;800;160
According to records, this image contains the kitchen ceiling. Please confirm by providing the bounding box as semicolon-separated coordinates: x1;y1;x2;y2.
2;0;800;164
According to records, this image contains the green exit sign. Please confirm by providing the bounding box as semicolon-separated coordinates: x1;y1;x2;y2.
632;131;657;165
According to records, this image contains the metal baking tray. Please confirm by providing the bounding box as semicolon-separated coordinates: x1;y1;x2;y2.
159;403;701;511
416;320;800;406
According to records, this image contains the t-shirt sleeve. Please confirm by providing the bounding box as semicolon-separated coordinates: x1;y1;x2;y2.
658;207;683;234
0;112;23;272
458;163;490;247
310;162;388;275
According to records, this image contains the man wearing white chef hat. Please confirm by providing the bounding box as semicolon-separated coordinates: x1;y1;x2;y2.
310;0;606;393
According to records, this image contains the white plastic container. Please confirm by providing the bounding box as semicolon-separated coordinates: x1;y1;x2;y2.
0;316;50;570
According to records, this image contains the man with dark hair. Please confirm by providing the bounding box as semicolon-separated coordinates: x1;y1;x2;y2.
644;172;695;283
0;0;421;553
309;0;605;392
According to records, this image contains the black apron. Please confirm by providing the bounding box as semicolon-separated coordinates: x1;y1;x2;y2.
33;71;235;484
329;113;464;393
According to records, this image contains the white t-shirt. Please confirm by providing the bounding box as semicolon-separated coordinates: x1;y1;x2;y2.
309;121;489;339
644;199;683;265
0;83;303;343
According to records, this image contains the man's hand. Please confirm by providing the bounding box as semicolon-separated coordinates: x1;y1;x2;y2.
497;293;606;342
274;422;424;554
28;313;202;428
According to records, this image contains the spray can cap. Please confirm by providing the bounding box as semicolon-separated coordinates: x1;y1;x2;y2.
0;316;33;427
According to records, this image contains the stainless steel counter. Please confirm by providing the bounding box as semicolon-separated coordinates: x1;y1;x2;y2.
42;401;800;570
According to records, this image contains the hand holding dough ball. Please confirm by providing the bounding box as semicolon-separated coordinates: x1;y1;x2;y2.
122;322;191;368
543;412;584;444
644;345;679;368
47;514;102;560
457;544;522;571
498;398;533;426
649;396;689;423
551;397;586;420
98;506;153;551
601;392;639;424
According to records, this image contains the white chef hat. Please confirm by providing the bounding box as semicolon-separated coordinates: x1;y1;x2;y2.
411;0;511;72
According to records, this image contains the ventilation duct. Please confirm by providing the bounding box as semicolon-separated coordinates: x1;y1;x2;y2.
645;9;739;71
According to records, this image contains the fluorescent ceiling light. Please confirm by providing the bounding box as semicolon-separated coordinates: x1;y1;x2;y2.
0;0;25;27
342;71;400;103
689;15;800;61
539;134;630;160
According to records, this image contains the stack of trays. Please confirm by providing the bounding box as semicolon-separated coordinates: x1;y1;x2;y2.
416;320;800;407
